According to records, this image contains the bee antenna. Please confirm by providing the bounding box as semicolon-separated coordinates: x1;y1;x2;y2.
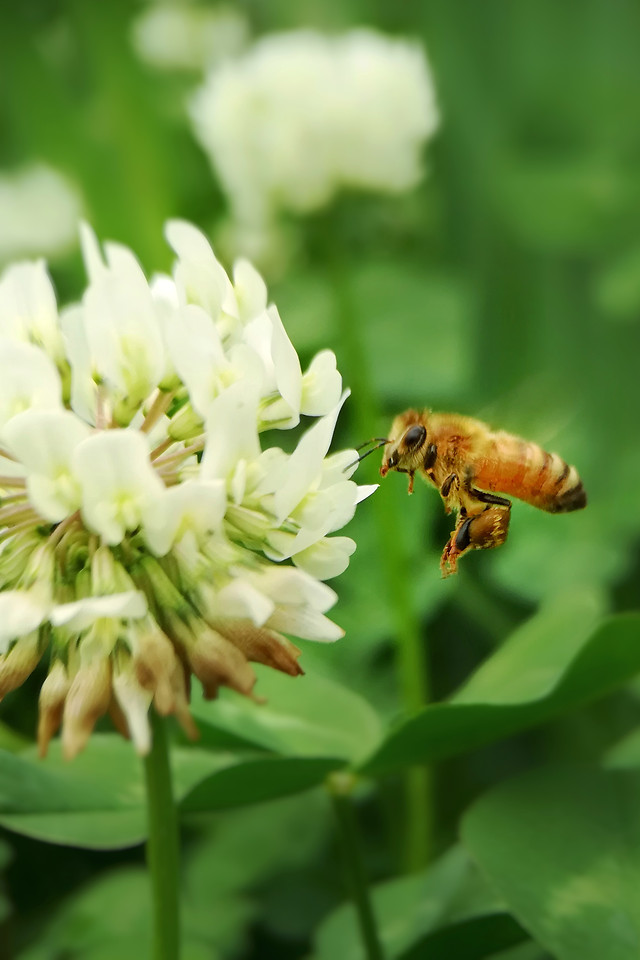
343;438;389;472
355;436;389;451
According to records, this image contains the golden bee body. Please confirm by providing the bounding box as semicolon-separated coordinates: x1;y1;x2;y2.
380;409;586;576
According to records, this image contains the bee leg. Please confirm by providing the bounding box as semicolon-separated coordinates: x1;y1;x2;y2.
440;473;459;514
394;467;416;494
440;503;512;577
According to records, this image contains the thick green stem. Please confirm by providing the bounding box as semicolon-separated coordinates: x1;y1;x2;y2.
144;710;181;960
329;775;386;960
326;215;432;870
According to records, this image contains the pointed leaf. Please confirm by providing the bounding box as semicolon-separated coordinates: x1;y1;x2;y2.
361;597;640;776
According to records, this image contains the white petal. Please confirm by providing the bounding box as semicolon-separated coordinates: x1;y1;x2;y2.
79;221;106;283
51;591;148;631
247;565;337;613
143;479;227;556
293;536;356;579
355;483;378;504
2;410;92;521
0;591;49;653
0;338;62;430
82;246;165;406
267;305;302;413
233;257;267;321
267;605;344;642
113;668;152;755
73;429;166;544
165;219;236;317
205;578;275;625
200;381;261;482
0;260;63;360
60;304;98;425
271;394;347;524
301;350;342;416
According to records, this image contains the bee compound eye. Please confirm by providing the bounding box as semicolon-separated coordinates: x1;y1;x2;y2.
403;425;426;450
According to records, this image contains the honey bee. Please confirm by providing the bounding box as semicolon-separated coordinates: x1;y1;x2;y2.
358;409;587;577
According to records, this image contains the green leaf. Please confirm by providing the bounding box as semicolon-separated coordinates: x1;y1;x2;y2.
191;664;383;765
15;865;246;960
0;734;229;848
180;756;339;812
462;766;640;960
361;595;640;776
313;845;524;960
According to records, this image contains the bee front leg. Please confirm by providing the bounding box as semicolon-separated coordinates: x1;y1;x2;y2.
440;503;512;577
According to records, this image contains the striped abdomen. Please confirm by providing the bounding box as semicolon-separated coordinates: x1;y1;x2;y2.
472;431;587;513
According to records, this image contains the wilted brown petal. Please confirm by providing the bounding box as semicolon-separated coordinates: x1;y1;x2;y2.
61;656;112;760
134;628;199;740
0;634;44;699
108;691;131;742
37;659;70;757
212;619;303;677
188;626;256;699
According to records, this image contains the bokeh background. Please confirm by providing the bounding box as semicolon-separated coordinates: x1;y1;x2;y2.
1;1;640;959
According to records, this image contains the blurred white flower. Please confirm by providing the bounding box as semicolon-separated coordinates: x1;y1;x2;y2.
0;220;373;758
0;165;83;264
191;29;439;237
131;3;249;72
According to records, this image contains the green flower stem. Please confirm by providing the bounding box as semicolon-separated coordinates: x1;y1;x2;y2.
326;214;432;870
144;710;181;960
328;774;386;960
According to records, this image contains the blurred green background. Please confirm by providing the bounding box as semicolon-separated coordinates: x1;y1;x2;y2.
1;2;640;959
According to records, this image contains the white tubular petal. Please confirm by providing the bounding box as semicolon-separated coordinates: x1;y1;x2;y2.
164;303;225;416
73;429;166;544
293;482;359;535
2;410;92;521
60;304;97;425
267;605;344;642
356;483;378;504
143;479;227;556
0;591;49;654
271;394;347;524
267;305;302;413
301;350;342;417
50;591;148;631
206;578;275;625
0;338;62;430
248;565;337;612
233;257;267;322
82;246;165;406
201;381;261;482
0;260;63;361
113;668;152;755
293;536;356;579
79;221;106;283
150;272;179;308
165;219;236;317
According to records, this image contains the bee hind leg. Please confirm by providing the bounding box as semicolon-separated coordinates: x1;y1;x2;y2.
440;503;511;577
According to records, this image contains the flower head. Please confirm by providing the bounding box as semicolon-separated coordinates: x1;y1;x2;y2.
0;220;374;758
190;29;439;238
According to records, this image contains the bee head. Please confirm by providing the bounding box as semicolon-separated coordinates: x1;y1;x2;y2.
380;411;429;477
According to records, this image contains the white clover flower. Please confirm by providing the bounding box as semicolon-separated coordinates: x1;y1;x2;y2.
0;165;83;264
190;28;439;236
0;220;373;758
131;4;249;72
